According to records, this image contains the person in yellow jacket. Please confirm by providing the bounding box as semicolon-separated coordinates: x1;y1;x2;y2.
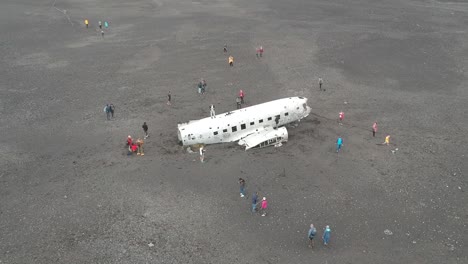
228;55;234;66
136;138;144;156
84;19;89;28
384;135;390;145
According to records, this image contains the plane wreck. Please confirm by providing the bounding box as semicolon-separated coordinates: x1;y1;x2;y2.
177;97;311;150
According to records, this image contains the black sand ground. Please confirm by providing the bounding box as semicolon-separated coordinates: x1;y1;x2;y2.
0;0;467;263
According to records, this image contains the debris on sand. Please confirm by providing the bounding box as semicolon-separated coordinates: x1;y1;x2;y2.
148;242;154;247
384;229;393;235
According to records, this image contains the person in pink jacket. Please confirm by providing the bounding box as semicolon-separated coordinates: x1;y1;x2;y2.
372;122;378;137
239;90;245;104
261;197;268;216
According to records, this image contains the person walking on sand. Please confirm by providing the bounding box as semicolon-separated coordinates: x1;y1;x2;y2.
109;104;115;118
319;77;324;91
308;224;317;248
224;44;227;53
210;104;216;118
336;136;343;153
251;192;258;213
322;225;331;246
197;80;203;94
201;79;207;94
99;21;102;29
85;19;89;28
372;122;378;137
104;104;111;120
101;30;104;38
238;178;246;198
339;111;344;125
142;122;149;138
167;91;172;105
259;46;264;57
229;55;234;66
199;146;205;163
260;197;268;216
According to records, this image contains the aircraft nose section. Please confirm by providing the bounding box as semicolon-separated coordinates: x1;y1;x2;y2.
301;97;311;118
304;106;311;117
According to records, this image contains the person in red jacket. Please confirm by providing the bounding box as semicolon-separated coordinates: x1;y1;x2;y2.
131;143;138;152
239;89;245;104
339;111;344;125
127;135;133;146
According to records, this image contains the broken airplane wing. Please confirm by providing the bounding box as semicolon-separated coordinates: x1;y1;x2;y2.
238;126;288;150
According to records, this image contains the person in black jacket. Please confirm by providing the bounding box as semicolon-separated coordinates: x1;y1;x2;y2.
142;122;149;138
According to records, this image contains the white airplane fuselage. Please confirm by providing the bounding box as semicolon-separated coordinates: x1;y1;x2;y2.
177;97;311;147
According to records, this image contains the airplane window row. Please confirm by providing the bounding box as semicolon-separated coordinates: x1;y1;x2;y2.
212;112;289;136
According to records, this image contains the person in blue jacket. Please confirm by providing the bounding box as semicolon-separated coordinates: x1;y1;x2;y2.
323;225;331;246
336;137;343;153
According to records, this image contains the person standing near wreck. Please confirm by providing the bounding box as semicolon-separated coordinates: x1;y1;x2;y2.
239;89;245;104
236;97;242;109
199;146;205;163
210;104;216;118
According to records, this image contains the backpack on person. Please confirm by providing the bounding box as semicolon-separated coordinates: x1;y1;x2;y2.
309;228;317;239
